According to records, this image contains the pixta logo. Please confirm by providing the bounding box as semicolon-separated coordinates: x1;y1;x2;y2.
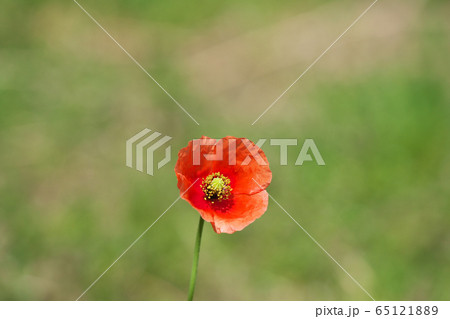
126;130;325;177
192;138;325;166
126;129;172;176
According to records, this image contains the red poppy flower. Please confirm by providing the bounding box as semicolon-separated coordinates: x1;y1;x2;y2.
175;136;272;234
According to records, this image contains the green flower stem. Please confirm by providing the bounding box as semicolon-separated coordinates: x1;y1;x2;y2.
188;216;205;301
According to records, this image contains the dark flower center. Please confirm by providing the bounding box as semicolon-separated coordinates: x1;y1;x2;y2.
201;172;232;203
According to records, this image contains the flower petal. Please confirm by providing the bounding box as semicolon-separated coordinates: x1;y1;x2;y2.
179;180;269;234
211;137;272;195
174;136;216;184
210;191;269;234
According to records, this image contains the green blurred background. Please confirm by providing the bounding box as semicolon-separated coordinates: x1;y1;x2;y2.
1;0;449;300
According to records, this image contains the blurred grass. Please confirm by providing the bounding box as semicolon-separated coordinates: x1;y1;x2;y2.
0;0;449;300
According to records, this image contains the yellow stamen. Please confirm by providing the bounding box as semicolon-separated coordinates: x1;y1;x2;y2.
201;172;232;203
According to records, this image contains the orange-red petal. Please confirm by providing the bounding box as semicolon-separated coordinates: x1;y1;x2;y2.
179;181;269;234
175;136;272;195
